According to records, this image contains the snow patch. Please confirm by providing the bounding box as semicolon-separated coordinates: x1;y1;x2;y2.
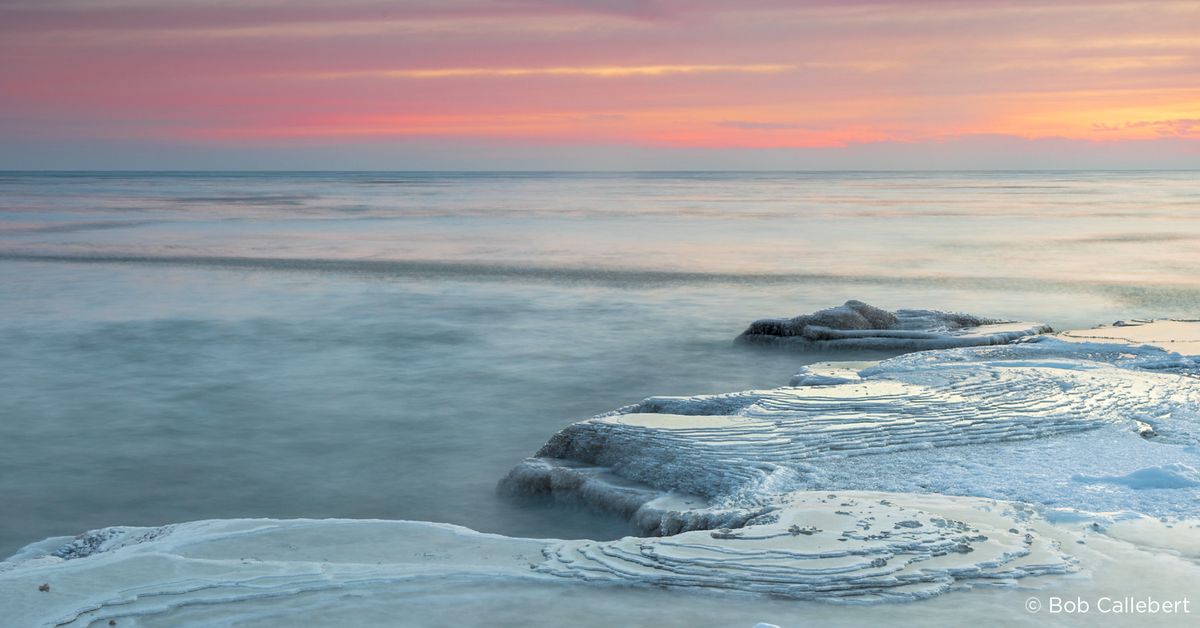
1073;463;1200;490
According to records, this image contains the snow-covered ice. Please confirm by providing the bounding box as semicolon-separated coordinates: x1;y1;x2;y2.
1073;463;1200;490
538;491;1075;601
0;492;1077;623
504;332;1200;525
1058;319;1200;356
4;507;1196;627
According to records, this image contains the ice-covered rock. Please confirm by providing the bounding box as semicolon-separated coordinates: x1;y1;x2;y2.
736;300;1051;351
503;335;1200;528
494;326;1200;607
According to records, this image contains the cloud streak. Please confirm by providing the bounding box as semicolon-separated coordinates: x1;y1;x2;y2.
296;64;797;80
716;120;801;130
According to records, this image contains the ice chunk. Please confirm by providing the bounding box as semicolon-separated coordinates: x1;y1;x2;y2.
737;300;1051;351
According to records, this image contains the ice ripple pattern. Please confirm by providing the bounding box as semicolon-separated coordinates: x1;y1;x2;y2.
514;338;1200;509
540;492;1075;603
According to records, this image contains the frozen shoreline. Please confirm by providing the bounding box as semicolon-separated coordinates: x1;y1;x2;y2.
503;320;1200;527
4;507;1197;628
3;318;1199;626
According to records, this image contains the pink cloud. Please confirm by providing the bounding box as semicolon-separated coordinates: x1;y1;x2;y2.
0;0;1197;165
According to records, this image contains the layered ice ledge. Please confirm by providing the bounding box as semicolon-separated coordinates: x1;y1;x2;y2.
503;321;1200;532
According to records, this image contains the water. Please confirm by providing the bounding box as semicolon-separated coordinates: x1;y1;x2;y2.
1;171;1198;557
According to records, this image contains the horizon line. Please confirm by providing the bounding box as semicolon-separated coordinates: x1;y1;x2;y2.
3;168;1199;174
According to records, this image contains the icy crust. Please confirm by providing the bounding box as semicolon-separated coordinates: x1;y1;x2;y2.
872;329;1200;377
502;335;1200;529
0;493;1077;625
0;518;548;627
51;526;177;560
1053;319;1200;376
736;300;1051;351
540;492;1075;603
1073;463;1200;490
498;458;764;536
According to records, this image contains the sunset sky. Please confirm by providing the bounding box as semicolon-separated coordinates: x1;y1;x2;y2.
1;0;1197;169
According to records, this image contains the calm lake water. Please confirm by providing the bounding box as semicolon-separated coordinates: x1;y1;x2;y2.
2;171;1199;556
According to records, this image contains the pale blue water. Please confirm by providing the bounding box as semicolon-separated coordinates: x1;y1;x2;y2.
2;171;1199;556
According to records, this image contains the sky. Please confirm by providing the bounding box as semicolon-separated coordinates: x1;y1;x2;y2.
0;0;1197;169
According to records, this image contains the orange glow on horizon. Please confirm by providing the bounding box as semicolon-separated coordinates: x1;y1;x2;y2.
0;0;1196;156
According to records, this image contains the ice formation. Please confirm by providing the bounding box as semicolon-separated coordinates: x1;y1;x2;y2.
4;320;1200;626
0;519;550;626
504;334;1200;527
736;300;1051;351
0;494;1077;625
538;491;1074;601
1058;319;1200;355
493;323;1200;604
1073;463;1200;490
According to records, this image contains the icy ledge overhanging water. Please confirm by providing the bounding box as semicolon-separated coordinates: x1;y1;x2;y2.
3;316;1200;626
504;319;1200;529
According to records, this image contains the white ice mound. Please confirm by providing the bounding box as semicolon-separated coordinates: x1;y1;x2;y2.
788;363;862;386
0;492;1076;625
736;300;1051;351
1073;463;1200;490
502;335;1200;528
